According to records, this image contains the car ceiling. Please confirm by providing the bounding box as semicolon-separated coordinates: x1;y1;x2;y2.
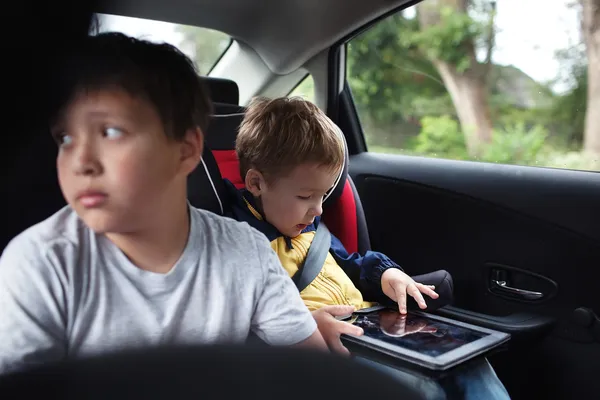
98;0;413;75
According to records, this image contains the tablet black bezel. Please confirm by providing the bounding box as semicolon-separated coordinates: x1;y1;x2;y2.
341;310;511;371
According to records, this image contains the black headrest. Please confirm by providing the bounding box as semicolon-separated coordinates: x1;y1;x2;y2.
187;112;245;214
206;113;244;150
213;102;245;116
202;77;239;105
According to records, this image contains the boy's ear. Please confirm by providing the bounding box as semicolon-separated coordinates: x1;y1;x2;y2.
179;127;204;175
245;169;264;197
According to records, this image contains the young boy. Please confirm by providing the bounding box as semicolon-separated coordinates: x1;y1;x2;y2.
0;33;326;376
224;98;512;400
225;97;451;354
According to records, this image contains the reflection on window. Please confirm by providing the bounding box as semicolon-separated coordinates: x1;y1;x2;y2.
95;14;231;75
347;1;600;172
289;75;316;103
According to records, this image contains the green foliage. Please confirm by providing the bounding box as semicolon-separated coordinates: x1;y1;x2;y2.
480;122;548;165
404;6;483;72
347;13;450;129
346;1;599;171
410;115;468;159
541;150;600;171
406;117;549;166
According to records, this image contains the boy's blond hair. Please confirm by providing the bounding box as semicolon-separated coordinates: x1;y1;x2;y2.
236;97;345;183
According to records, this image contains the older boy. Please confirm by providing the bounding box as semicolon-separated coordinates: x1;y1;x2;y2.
0;34;325;376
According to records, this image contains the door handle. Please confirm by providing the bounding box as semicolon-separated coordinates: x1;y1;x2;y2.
492;280;544;301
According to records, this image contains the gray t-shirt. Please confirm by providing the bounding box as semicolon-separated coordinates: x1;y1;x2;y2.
0;205;317;375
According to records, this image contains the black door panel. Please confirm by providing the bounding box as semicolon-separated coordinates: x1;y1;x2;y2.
348;151;600;398
349;153;600;314
351;171;600;314
350;152;600;243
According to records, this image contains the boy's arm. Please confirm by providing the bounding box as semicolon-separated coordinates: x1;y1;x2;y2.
0;236;67;375
291;330;328;351
248;229;326;350
329;232;402;305
329;234;440;312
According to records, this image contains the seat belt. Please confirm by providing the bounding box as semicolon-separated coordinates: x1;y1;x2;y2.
292;221;332;292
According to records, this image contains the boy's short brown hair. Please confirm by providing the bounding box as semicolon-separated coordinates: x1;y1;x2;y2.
236;97;345;182
50;32;213;141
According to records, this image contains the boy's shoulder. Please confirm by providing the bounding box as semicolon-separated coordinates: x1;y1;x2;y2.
3;206;85;257
188;206;284;285
189;206;267;251
0;206;90;292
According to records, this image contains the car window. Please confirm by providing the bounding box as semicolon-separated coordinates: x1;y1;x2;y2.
289;75;316;103
347;1;600;172
95;13;231;75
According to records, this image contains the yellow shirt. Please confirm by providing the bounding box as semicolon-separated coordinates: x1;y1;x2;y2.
271;232;374;312
233;190;377;312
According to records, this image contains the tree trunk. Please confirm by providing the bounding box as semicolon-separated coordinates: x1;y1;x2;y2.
417;0;494;156
432;60;493;156
582;0;600;154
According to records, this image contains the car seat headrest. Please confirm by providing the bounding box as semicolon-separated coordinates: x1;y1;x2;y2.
206;113;244;150
202;77;239;105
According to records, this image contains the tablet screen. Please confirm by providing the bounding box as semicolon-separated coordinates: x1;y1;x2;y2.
351;310;488;358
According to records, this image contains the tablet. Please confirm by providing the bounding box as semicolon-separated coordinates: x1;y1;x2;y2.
341;309;510;371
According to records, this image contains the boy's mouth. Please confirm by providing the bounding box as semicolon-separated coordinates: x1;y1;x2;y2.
296;224;308;230
77;190;108;208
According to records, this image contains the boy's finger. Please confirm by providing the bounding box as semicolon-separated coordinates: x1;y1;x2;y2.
337;320;364;337
328;339;351;356
321;305;356;317
396;288;408;314
407;283;427;309
417;283;439;299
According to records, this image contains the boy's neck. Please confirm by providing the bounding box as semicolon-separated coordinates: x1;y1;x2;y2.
106;199;191;274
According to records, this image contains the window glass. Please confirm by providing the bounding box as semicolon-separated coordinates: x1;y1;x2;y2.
347;1;599;171
289;75;316;103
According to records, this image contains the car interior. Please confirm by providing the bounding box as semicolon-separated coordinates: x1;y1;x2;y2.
3;0;600;398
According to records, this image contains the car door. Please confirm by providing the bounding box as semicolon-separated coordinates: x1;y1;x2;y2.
330;2;600;399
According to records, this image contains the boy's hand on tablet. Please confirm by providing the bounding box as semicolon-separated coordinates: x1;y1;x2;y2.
312;305;363;355
381;269;439;314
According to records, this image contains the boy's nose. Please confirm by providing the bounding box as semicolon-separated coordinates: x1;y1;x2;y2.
75;161;102;176
311;202;323;217
73;144;102;176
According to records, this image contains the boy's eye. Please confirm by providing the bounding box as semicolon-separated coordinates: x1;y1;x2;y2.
53;132;73;147
103;127;123;139
62;135;73;146
297;195;311;200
